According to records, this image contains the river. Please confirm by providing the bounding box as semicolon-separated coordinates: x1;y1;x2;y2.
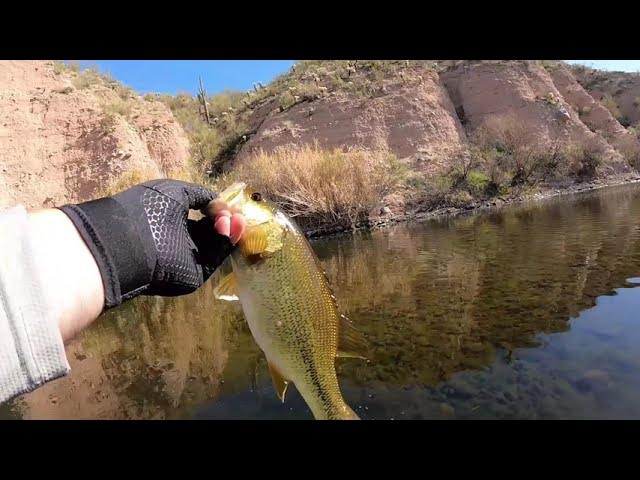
4;183;640;419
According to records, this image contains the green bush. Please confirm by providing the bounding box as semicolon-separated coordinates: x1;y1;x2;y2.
467;170;489;196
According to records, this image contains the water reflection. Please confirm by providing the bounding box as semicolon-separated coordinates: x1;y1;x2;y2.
5;184;640;419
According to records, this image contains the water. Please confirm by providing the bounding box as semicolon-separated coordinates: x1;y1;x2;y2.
5;184;640;419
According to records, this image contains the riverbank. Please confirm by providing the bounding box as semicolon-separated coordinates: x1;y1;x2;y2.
304;173;640;238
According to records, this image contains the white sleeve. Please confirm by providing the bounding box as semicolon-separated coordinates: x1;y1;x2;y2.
0;205;70;404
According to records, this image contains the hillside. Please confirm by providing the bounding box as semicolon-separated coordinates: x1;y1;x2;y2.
230;61;639;172
0;61;190;210
160;60;640;232
570;64;640;128
2;60;640;235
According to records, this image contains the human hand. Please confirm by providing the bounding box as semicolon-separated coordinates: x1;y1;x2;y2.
60;179;246;308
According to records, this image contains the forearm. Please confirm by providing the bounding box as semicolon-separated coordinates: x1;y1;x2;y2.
27;209;105;342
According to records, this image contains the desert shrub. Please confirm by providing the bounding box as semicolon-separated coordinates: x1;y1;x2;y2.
232;144;406;228
100;163;205;198
52;61;67;75
207;90;244;119
278;91;297;110
618;138;640;170
601;94;623;121
405;173;429;190
473;115;564;188
189;127;222;174
467;171;490;196
102;98;132;118
98;113;118;136
52;61;80;75
566;138;606;180
100;165;161;197
160;91;249;175
423;175;454;206
71;67;103;90
445;189;474;207
448;149;478;188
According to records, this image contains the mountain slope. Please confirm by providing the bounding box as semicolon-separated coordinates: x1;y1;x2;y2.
0;60;190;209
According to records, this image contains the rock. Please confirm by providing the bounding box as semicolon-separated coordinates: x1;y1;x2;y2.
575;369;612;393
53;86;74;94
439;402;455;417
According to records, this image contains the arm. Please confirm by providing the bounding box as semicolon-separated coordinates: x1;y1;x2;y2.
27;208;104;342
0;180;244;404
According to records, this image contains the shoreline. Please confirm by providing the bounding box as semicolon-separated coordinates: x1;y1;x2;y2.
304;174;640;239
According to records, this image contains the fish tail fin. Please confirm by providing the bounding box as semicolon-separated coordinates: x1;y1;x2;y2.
340;404;360;420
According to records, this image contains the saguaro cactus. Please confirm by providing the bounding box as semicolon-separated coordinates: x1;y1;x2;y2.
197;76;211;124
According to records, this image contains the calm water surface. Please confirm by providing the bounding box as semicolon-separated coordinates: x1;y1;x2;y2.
4;184;640;419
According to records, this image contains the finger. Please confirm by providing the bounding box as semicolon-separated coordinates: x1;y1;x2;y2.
215;215;231;237
229;213;246;245
204;198;242;218
215;209;232;220
205;198;229;217
181;182;217;210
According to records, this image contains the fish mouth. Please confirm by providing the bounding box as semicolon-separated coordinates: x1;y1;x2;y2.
220;182;247;206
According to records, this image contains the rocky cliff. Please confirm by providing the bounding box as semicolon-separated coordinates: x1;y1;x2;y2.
0;60;190;210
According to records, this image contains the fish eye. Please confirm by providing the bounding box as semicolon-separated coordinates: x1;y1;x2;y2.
251;192;263;202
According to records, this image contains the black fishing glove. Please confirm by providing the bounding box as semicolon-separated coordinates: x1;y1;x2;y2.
59;179;233;309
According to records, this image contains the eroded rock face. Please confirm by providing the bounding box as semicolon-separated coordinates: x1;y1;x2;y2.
572;67;640;128
0;61;190;210
233;61;638;181
549;64;640;160
443;62;602;145
236;69;468;176
441;61;630;175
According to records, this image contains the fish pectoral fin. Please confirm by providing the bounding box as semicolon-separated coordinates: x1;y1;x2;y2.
213;272;239;302
240;227;269;257
337;315;369;360
267;361;289;403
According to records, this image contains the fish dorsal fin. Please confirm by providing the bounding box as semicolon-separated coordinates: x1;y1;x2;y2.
213;271;239;301
267;361;289;402
337;314;369;360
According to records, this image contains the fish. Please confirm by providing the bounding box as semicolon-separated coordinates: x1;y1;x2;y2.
206;182;367;420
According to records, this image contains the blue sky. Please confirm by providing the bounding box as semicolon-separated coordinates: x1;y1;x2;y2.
79;60;296;95
565;60;640;72
77;60;640;96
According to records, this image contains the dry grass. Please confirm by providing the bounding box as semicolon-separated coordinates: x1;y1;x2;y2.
601;94;623;121
102;98;133;118
617;137;640;170
566;137;607;180
99;165;162;197
226;144;406;228
96;143;406;232
99;163;205;198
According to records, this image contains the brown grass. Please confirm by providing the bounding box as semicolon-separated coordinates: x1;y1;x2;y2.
99;163;205;198
225;144;406;228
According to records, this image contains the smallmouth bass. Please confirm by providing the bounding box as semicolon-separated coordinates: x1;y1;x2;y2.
207;183;367;420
